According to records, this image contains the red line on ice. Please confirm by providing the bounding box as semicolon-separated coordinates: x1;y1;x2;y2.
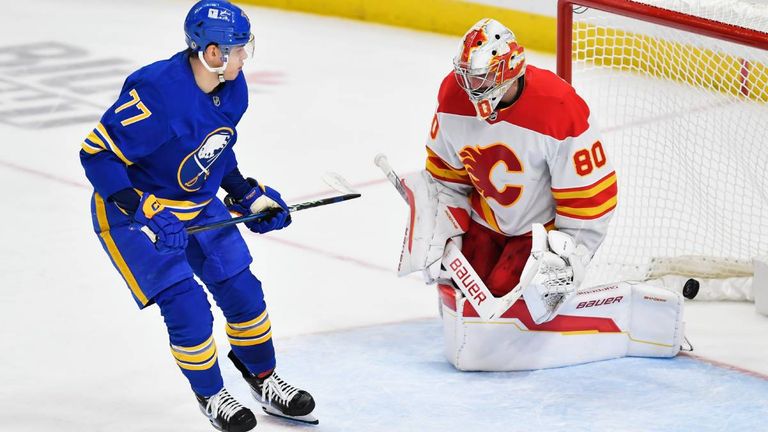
0;159;88;189
681;352;768;381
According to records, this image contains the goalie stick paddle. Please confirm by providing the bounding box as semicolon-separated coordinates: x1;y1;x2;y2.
374;153;524;320
321;171;358;195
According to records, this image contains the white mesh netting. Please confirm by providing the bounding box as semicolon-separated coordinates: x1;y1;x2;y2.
569;0;768;287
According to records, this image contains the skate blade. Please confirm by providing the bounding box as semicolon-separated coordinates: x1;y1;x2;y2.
261;405;319;425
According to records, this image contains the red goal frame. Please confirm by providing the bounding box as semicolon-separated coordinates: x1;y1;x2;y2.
556;0;768;83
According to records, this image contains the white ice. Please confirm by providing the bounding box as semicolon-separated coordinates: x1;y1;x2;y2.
1;1;767;431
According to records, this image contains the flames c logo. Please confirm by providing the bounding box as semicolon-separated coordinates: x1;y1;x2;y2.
459;143;524;207
177;127;234;192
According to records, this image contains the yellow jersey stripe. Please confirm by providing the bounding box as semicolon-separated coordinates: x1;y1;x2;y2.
552;172;617;200
132;189;213;210
478;196;502;232
81;142;103;155
128;190;211;221
96;123;133;166
86;131;107;150
426;162;471;182
557;196;618;218
94;193;148;305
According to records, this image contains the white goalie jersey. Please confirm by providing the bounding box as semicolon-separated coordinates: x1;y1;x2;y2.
425;65;618;254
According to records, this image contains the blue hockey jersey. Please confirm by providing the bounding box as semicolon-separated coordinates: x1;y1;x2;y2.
80;50;248;220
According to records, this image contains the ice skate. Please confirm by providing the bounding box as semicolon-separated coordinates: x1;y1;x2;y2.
228;351;318;424
196;387;257;432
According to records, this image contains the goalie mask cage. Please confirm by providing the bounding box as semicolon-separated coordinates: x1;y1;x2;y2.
557;0;768;287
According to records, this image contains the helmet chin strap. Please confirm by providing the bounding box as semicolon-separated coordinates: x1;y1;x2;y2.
197;51;228;83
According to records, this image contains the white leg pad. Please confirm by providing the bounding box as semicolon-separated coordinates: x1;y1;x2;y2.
438;281;684;371
625;282;685;357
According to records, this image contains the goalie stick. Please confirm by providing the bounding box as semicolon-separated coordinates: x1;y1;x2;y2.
374;153;526;320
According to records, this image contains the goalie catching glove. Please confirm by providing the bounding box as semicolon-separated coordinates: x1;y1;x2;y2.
521;224;592;324
397;170;471;283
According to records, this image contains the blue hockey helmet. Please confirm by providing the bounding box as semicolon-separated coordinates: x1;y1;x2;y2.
184;1;252;54
184;1;254;81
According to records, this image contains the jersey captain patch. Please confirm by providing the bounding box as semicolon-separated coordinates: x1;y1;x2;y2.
178;127;234;192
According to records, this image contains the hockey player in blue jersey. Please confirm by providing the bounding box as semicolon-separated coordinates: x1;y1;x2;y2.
79;1;317;430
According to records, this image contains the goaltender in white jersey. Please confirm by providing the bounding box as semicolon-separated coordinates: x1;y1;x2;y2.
396;18;687;371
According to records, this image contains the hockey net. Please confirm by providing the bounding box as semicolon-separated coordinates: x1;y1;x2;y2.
558;0;768;299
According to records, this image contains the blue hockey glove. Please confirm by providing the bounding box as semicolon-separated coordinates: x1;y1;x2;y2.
132;194;188;254
226;178;292;234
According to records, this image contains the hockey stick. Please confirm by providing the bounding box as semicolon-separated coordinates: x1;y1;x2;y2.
374;153;526;320
373;153;408;201
186;173;360;234
187;193;360;234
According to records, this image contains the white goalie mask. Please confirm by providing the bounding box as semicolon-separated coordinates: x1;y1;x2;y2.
453;18;527;120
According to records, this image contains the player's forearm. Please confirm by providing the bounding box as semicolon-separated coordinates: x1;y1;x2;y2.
220;167;251;199
109;188;141;214
80;149;133;199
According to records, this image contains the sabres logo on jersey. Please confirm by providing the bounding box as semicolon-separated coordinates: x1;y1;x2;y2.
460;143;524;207
178;127;234;192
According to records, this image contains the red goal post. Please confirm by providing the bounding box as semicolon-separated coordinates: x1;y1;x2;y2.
554;0;768;299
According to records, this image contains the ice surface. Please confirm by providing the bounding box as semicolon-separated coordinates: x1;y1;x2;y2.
0;0;766;431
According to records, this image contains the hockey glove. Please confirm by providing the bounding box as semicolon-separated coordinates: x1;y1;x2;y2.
132;194;188;254
225;178;292;234
521;224;592;324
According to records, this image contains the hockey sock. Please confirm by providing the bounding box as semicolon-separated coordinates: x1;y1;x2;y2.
155;278;223;397
209;269;277;375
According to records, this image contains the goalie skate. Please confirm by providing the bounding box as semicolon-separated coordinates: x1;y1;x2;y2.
228;351;319;425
